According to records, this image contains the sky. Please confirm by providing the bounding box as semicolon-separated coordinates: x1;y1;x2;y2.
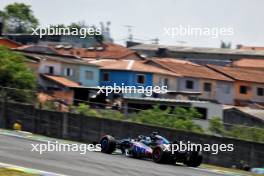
1;0;264;48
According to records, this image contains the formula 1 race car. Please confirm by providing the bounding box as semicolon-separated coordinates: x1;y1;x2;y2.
99;132;202;167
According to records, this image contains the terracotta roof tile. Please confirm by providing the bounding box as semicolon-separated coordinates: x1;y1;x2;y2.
232;58;264;70
150;58;233;81
54;43;139;59
89;59;179;76
42;74;81;87
207;65;264;83
239;46;264;51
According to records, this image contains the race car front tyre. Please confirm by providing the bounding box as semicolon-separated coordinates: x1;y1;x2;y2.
184;151;203;167
100;135;116;154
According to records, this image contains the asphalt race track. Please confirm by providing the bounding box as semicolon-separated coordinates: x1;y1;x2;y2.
0;134;230;176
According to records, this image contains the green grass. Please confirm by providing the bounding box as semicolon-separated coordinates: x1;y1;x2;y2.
0;168;39;176
202;164;263;176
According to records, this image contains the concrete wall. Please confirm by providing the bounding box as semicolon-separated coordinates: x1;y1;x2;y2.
191;102;223;129
0;102;263;168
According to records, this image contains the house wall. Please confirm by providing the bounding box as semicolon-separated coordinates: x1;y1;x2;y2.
39;60;62;75
100;70;152;87
234;81;253;101
215;81;234;105
177;77;200;92
152;74;177;91
192;101;223;129
61;63;80;82
199;79;217;100
79;66;100;87
52;90;74;104
252;83;264;103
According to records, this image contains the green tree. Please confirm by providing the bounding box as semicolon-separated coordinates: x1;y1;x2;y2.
99;109;125;120
0;46;36;102
0;3;39;33
227;125;264;143
76;103;101;117
208;117;226;136
132;106;204;133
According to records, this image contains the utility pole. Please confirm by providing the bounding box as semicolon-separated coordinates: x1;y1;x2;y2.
124;25;134;42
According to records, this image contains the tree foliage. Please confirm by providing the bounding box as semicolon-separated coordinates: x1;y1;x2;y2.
74;103;125;120
132;106;204;133
208;117;264;143
0;3;39;33
75;103;101;117
208;117;226;136
0;46;36;102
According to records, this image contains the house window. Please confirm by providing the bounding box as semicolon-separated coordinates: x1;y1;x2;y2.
186;80;194;89
240;86;248;94
160;78;169;89
85;71;93;80
257;87;264;96
64;68;74;76
136;74;145;84
204;82;212;92
45;66;54;75
103;72;110;81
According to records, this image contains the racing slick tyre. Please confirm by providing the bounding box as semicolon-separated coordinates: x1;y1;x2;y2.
100;135;116;154
184;151;203;167
152;145;174;164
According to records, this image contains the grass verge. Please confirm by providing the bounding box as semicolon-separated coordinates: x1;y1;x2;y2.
202;164;263;176
0;168;39;176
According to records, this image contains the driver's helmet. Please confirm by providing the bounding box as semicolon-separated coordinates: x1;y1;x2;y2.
138;135;151;145
150;132;158;140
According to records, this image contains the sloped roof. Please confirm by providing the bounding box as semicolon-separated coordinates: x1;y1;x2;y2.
89;59;179;76
238;45;264;51
149;58;233;81
54;43;140;59
16;51;98;66
130;44;264;57
42;74;81;88
207;64;264;84
234;107;264;121
0;37;22;48
232;58;264;70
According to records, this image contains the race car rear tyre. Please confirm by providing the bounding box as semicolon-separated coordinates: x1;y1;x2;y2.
100;135;116;154
184;152;203;167
152;145;173;164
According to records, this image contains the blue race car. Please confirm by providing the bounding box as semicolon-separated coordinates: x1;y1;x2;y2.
99;132;203;167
